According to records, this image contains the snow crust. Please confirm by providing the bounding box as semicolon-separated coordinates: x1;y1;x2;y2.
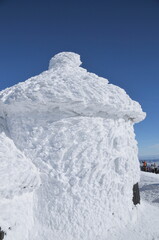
0;132;40;199
0;52;145;123
109;172;159;240
0;131;40;240
0;52;146;239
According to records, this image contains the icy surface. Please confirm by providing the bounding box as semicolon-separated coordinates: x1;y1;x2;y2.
109;172;159;240
0;132;40;199
0;52;145;123
0;132;40;240
140;172;159;207
0;52;148;239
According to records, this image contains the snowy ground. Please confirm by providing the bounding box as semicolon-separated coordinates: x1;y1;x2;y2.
140;172;159;207
108;172;159;240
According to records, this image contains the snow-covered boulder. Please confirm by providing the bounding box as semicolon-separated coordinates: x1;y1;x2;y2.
0;126;40;239
0;52;145;240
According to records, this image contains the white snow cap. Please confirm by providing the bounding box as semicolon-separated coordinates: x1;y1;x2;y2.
0;52;146;123
49;52;82;69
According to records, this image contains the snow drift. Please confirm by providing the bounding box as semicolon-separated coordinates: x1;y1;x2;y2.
0;52;146;240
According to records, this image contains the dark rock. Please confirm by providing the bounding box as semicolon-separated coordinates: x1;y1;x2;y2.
133;183;140;205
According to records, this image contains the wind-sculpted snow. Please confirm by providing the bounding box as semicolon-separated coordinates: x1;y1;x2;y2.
0;52;145;123
0;132;40;199
0;131;40;240
0;52;146;240
2;112;140;240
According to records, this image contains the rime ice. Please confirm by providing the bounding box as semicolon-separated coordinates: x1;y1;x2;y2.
0;52;146;240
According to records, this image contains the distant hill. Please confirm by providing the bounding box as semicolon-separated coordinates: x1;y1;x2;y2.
139;155;159;162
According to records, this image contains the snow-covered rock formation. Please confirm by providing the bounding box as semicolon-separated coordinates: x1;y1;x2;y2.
0;52;146;240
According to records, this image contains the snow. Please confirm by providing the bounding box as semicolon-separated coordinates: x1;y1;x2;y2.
0;52;145;123
140;172;159;207
0;132;40;199
0;52;158;240
0;131;40;240
109;172;159;240
49;52;82;69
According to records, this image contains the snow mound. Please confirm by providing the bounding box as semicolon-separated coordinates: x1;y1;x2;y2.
0;131;40;240
0;52;145;123
49;52;82;69
0;132;40;199
0;52;146;240
140;172;159;207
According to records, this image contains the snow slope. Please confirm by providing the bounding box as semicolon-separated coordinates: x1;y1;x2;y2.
108;172;159;240
140;172;159;207
0;52;148;240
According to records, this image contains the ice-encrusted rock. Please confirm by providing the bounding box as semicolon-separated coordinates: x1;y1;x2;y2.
0;52;145;240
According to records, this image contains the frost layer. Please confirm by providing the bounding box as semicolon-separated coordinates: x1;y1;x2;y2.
0;52;145;240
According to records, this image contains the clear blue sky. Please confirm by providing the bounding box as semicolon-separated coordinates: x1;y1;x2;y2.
0;0;159;157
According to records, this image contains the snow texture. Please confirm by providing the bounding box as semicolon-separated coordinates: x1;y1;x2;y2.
110;172;159;240
0;52;147;240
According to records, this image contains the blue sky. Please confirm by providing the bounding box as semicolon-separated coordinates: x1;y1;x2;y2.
0;0;159;157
